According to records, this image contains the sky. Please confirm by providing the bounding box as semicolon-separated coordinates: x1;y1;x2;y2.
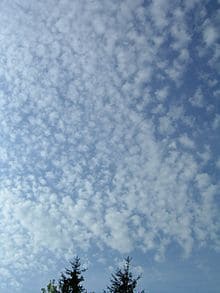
0;0;219;292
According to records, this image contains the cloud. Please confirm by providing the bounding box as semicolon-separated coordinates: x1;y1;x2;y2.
0;0;219;291
150;0;170;30
158;116;175;135
216;158;220;169
212;114;220;130
179;134;195;149
203;24;218;46
189;88;204;108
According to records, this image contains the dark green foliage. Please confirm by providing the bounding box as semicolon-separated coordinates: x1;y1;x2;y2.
41;256;146;293
41;279;59;293
59;256;87;293
106;257;141;293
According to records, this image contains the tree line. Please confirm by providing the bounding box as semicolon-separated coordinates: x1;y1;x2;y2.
41;256;145;293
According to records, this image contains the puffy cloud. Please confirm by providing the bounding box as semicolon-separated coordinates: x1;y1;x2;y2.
203;24;218;46
0;0;219;291
212;114;220;130
189;88;204;108
179;134;195;149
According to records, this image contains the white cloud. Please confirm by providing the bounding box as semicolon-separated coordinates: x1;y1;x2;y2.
170;8;190;50
216;158;220;169
0;0;219;291
203;24;218;46
155;87;169;101
195;173;211;190
212;114;220;130
189;88;204;108
158;116;175;135
179;134;195;149
105;209;133;253
150;0;170;29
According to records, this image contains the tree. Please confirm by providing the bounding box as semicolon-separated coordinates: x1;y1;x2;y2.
58;256;87;293
106;257;142;293
41;279;59;293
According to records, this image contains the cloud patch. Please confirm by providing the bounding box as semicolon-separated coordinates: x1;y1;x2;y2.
0;0;219;291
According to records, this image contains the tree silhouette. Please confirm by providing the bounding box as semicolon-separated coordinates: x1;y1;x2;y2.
106;257;142;293
41;256;146;292
58;256;87;293
41;279;59;293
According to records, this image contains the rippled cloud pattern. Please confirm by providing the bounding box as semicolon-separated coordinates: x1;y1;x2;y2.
0;0;219;292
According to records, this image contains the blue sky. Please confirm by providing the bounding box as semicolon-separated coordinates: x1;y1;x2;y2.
0;0;219;292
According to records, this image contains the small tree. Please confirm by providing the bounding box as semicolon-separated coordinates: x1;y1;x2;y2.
59;256;87;293
41;279;59;293
106;257;142;293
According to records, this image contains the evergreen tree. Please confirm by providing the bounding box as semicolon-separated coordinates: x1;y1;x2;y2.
59;256;87;293
41;279;59;293
106;257;142;293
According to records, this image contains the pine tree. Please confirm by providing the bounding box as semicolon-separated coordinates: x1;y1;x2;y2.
41;279;59;293
106;257;142;293
59;256;87;293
